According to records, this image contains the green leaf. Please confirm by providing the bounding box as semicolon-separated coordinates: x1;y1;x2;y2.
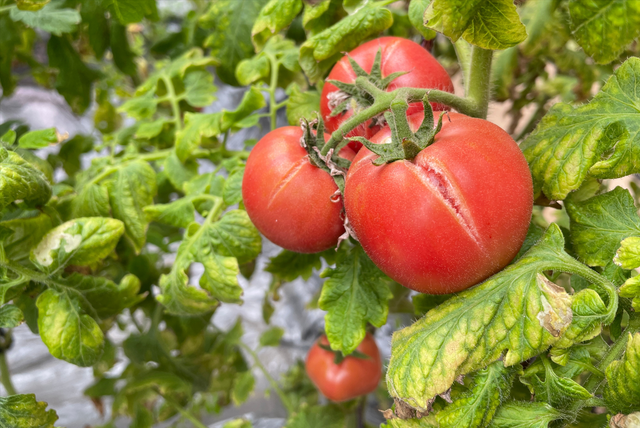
408;0;437;40
286;84;320;125
163;151;198;191
106;161;157;253
16;0;50;11
31;217;124;272
72;184;111;218
110;21;138;78
134;119;167;140
424;0;527;50
521;57;640;200
260;326;284;347
10;0;80;36
200;0;270;85
619;276;640;312
17;128;64;149
604;332;640;413
386;225;605;411
285;404;348;428
412;293;452;317
1;210;54;264
382;416;439;428
437;362;515;428
183;70;217;108
318;245;392;355
0;148;51;210
0;394;58;428
64;273;143;319
144;197;196;229
47;35;101;114
236;54;270;86
568;0;640;64
223;167;244;206
522;356;591;407
265;249;327;281
223;419;253;428
488;401;562;428
252;0;303;50
119;93;157;121
614;236;640;269
37;288;104;366
302;0;343;35
0;304;23;328
232;371;255;406
299;2;393;83
566;187;640;267
105;0;157;24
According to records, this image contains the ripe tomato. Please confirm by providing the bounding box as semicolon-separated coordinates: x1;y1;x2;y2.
320;36;454;150
344;112;533;294
306;333;382;402
242;126;355;253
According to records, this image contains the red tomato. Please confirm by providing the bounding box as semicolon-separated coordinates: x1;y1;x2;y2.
320;36;454;150
344;112;533;294
306;333;382;402
242;126;355;253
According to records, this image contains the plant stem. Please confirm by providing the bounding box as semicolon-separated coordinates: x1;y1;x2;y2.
161;393;208;428
0;352;16;396
238;342;295;415
161;75;183;132
0;5;14;13
465;46;493;119
266;53;281;131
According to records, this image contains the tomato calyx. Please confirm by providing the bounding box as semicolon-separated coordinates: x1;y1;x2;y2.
300;117;350;192
349;94;446;166
327;48;408;118
318;342;370;365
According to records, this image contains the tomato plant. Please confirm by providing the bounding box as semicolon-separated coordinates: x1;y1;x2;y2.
306;333;382;403
0;0;640;428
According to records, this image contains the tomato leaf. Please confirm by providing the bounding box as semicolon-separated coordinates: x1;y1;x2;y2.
0;148;51;211
0;394;58;428
232;371;255;406
424;0;527;50
1;210;54;264
488;401;562;428
285;403;348;428
223;167;245;206
619;276;640;312
17;128;64;149
408;0;437;40
183;70;217;108
16;0;50;11
265;249;331;282
144;197;197;229
286;84;320;126
521;57;640;200
382;416;439;428
604;332;640;414
30;217;124;272
568;0;640;65
319;245;392;355
260;326;285;347
163;151;198;191
0;304;23;328
436;362;516;428
299;1;393;83
104;0;157;24
200;0;270;85
9;0;80;36
614;236;640;270
386;225;611;411
252;0;303;51
566;187;640;267
302;0;343;35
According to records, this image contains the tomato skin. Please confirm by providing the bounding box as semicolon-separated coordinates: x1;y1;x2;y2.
242;126;355;253
305;333;382;402
320;37;454;150
344;112;533;294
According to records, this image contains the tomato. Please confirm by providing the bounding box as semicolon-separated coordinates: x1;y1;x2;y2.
242;126;355;253
320;36;454;150
344;112;533;294
305;333;382;402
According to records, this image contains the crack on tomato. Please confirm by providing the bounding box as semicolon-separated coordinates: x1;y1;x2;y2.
406;160;483;248
267;156;308;209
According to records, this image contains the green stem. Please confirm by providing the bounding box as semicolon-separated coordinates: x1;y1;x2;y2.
0;5;14;13
465;46;493;119
149;303;163;336
161;393;208;428
266;53;281;131
238;342;295;415
0;352;16;396
161;75;183;132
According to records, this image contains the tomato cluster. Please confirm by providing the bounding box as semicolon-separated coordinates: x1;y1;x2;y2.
243;37;533;293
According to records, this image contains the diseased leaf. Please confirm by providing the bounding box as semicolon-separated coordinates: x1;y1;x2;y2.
0;394;58;428
31;217;124;272
223;167;244;206
302;0;343;35
163;151;198;191
437;362;515;428
0;304;23;328
604;333;640;414
488;401;562;428
319;245;392;355
144;197;196;229
619;276;640;312
424;0;527;50
286;84;320;125
522;58;640;200
569;0;640;64
1;210;54;263
10;0;80;36
566;187;640;267
200;0;270;85
37;288;104;367
72;184;111;218
252;0;303;50
299;2;393;83
386;225;611;411
408;0;437;40
106;161;157;253
16;0;50;11
183;70;217;108
0;148;51;210
614;236;640;269
521;356;591;407
119;92;157;120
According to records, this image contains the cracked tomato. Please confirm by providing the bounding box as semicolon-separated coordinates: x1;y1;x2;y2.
344;112;533;294
242;126;355;253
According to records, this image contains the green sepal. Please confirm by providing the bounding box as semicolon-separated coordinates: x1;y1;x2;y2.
300;116;349;192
